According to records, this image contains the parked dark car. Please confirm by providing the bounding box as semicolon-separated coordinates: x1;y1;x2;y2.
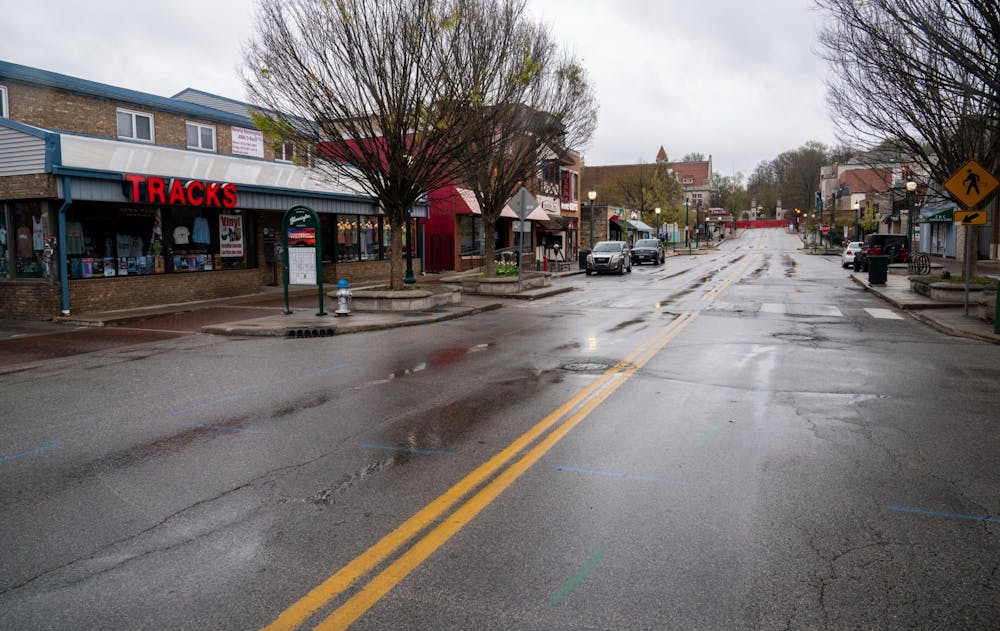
855;234;910;271
585;241;632;275
631;238;664;265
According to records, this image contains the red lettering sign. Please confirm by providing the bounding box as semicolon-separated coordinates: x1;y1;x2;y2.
122;174;238;208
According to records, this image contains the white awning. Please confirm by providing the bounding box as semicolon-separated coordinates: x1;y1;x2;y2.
628;219;655;232
456;187;519;218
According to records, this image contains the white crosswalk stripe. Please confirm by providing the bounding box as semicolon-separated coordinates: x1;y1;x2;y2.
864;307;904;320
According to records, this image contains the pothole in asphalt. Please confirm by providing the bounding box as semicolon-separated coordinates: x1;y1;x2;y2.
562;360;615;372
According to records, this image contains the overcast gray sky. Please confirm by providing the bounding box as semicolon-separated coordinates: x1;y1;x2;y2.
2;0;836;179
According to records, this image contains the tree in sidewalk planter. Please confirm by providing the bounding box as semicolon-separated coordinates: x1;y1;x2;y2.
244;0;552;289
454;22;596;277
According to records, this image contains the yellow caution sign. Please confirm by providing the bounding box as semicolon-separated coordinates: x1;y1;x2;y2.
944;160;999;209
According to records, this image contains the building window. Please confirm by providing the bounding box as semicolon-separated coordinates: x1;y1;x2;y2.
682;178;694;184
186;122;216;151
117;108;154;142
0;85;8;118
276;141;295;162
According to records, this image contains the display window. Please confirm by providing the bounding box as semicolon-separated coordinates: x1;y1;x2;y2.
319;213;387;263
65;204;256;278
458;215;484;257
0;204;8;279
11;201;46;279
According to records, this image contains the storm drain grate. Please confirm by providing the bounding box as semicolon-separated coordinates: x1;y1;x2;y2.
287;328;337;338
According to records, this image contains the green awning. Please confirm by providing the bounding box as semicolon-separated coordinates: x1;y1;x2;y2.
921;207;954;223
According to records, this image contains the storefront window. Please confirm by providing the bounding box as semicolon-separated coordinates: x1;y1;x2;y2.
0;204;9;279
13;201;45;279
336;216;359;261
65;204;255;278
458;215;483;256
360;217;378;260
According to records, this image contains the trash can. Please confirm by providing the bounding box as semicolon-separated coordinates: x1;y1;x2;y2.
868;255;889;285
579;250;590;271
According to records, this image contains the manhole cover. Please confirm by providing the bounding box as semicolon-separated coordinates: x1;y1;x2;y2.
562;361;612;372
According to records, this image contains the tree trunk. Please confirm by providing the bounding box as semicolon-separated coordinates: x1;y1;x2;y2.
389;216;404;290
483;216;497;276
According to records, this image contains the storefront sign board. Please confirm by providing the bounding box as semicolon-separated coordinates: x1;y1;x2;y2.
281;205;326;316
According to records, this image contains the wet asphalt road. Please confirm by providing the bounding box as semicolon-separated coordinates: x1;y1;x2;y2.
1;230;998;630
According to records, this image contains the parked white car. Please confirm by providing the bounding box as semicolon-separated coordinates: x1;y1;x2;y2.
841;241;863;268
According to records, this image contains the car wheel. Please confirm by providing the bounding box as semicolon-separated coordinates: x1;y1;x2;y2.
618;261;625;275
585;268;592;276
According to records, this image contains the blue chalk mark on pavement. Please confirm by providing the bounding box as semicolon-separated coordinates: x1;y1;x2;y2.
1;442;61;464
886;504;1000;524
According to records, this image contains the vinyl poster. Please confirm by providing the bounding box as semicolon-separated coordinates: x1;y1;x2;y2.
220;214;244;257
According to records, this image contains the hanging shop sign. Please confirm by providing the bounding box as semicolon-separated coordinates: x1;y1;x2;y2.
123;174;238;209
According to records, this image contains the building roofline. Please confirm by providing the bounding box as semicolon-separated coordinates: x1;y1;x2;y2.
0;60;255;128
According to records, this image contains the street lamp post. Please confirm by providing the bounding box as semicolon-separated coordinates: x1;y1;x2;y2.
906;178;917;254
853;200;861;242
684;198;690;253
588;190;597;249
655;207;661;241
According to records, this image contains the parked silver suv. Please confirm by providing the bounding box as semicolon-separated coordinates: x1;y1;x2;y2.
585;241;632;275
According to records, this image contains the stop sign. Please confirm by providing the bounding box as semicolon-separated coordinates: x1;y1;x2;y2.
821;224;830;234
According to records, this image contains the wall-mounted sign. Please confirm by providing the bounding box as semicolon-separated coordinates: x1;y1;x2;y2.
123;174;237;208
231;126;265;158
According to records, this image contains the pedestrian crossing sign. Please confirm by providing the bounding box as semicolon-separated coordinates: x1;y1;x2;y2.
944;159;999;209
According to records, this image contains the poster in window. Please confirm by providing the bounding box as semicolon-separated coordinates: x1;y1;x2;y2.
220;214;244;257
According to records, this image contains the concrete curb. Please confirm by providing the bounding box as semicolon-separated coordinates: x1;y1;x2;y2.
200;302;503;337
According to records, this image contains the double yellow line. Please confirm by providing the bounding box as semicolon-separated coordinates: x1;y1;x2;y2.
701;254;758;302
265;310;699;631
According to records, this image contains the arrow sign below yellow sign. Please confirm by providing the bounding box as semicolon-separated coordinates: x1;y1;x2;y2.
954;210;988;225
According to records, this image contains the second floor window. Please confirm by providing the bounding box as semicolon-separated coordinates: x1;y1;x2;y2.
0;85;8;117
276;141;295;162
117;108;154;142
186;122;216;151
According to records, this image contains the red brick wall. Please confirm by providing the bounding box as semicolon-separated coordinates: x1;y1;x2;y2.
67;269;261;314
0;281;60;319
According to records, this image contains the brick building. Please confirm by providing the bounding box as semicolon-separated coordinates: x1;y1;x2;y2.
0;61;418;319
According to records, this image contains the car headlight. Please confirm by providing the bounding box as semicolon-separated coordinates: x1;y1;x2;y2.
587;254;594;264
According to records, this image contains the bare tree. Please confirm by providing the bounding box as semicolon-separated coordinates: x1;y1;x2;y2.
601;161;685;227
816;0;1000;185
454;16;597;275
243;0;522;289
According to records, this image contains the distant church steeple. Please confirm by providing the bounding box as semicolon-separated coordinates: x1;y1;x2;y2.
655;146;668;163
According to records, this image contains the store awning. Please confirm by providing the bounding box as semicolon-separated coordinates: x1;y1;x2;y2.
627;219;655;233
452;187;519;218
921;206;954;224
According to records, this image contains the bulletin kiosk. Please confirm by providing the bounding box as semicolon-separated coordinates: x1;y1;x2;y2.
281;205;326;316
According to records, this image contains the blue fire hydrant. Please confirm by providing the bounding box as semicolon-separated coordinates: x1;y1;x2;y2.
335;279;352;316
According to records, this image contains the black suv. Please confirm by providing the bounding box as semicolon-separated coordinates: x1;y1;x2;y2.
855;234;910;271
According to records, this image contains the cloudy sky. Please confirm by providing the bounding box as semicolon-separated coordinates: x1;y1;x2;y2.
2;0;836;179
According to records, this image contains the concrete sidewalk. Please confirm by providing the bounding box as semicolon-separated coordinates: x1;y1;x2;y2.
851;271;999;344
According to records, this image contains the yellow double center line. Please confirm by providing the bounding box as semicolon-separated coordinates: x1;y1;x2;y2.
265;310;699;631
701;254;758;302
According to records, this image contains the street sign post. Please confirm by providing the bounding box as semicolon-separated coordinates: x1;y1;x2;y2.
506;187;538;290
